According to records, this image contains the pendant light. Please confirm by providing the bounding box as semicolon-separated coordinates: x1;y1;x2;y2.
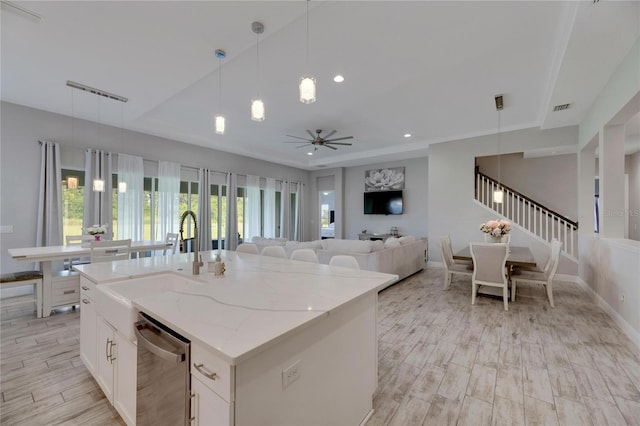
299;0;316;104
214;49;226;134
251;22;265;121
118;102;127;193
493;94;504;204
93;95;105;192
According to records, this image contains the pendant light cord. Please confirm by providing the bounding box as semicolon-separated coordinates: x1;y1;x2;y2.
305;0;310;69
497;108;501;185
256;30;260;97
218;57;222;113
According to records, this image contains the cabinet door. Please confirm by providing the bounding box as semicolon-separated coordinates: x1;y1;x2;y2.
114;332;137;426
191;376;233;426
96;317;115;403
79;294;97;375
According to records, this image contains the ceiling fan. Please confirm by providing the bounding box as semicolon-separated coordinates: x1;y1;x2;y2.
284;129;353;151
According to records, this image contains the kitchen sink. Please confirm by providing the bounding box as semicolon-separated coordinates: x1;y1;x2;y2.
96;273;200;341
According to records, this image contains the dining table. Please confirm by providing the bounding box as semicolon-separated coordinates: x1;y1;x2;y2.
9;240;172;317
453;245;537;298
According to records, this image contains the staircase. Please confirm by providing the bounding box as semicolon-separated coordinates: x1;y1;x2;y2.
475;172;578;260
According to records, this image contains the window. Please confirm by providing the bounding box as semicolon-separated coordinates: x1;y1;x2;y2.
61;169;85;241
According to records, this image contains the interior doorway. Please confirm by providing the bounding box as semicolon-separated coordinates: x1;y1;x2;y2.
319;191;335;239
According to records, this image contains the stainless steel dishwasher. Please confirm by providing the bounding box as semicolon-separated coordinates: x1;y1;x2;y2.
135;312;191;426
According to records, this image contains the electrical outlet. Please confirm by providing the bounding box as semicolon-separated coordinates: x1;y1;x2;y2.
282;360;301;389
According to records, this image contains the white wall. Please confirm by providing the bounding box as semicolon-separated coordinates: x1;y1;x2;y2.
477;153;577;220
625;152;640;241
343;158;428;240
577;38;640;346
0;102;311;274
427;125;578;275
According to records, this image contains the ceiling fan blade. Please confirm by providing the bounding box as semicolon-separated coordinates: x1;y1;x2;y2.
323;130;337;139
306;129;316;139
295;144;312;148
325;142;352;146
285;135;312;141
284;141;312;143
324;136;354;142
323;144;338;150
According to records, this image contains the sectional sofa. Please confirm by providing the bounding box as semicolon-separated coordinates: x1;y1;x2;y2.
252;236;425;285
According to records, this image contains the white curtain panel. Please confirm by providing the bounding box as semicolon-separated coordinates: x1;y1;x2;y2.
264;178;276;238
83;149;113;237
36;141;63;248
294;182;305;242
117;153;144;241
246;175;261;242
225;172;238;251
280;181;291;240
157;161;181;240
198;168;211;251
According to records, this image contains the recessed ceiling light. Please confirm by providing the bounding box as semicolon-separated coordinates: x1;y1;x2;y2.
307;152;313;156
333;75;345;83
404;133;412;138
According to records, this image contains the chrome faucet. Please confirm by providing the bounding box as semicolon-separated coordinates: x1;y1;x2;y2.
179;210;203;275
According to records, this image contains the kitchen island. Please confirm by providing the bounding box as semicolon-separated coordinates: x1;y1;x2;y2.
75;250;397;426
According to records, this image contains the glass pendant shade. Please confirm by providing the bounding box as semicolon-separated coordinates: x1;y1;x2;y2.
118;182;127;193
215;114;225;134
251;99;265;122
299;76;316;104
67;176;78;189
493;189;504;204
93;179;105;192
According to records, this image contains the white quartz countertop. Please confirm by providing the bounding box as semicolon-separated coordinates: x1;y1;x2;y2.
75;250;397;365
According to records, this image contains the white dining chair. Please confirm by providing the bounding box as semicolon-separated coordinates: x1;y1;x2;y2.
261;246;286;258
64;234;94;270
237;243;259;254
511;239;562;307
329;255;360;270
439;235;472;290
470;243;510;311
90;239;132;263
163;232;180;255
290;249;319;263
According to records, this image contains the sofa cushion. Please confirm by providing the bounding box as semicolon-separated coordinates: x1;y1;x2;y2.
286;240;322;250
321;239;372;254
399;235;417;244
384;238;401;248
371;240;385;252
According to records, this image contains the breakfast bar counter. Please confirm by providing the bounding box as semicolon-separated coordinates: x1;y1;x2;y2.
75;250;397;426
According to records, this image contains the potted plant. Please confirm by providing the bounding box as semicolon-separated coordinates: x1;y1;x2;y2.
86;224;108;241
480;219;511;242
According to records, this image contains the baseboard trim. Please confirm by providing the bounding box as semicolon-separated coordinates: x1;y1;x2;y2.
567;275;640;351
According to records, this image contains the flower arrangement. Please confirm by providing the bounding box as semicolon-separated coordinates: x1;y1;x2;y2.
480;219;511;237
86;224;108;235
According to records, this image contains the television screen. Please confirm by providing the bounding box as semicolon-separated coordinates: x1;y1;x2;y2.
364;190;403;215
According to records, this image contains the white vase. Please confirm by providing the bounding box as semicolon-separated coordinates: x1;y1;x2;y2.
489;235;502;243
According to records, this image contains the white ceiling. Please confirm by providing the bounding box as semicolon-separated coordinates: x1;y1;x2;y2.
2;1;639;170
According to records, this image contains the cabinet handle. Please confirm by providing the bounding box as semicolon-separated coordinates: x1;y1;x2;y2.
110;341;116;364
189;392;196;423
105;338;111;361
82;298;90;304
82;286;89;291
193;363;218;381
63;289;76;295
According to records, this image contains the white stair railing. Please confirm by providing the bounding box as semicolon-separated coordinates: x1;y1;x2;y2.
475;172;578;259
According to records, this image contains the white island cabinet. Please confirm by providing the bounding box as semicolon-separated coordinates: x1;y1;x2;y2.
75;250;397;426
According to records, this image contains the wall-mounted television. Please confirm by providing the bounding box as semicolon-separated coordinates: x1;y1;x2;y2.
364;190;403;215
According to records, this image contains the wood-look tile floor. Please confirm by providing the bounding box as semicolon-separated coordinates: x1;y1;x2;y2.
1;266;639;425
368;267;640;426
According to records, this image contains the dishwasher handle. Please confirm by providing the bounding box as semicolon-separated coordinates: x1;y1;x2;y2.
135;320;186;364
